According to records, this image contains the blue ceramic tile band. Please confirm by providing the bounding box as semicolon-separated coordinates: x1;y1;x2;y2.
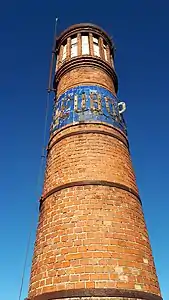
51;85;127;134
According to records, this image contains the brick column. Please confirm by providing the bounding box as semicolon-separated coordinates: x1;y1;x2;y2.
89;33;94;56
99;37;104;60
67;37;71;60
106;44;111;65
57;44;63;69
77;33;82;56
27;23;162;300
55;52;59;73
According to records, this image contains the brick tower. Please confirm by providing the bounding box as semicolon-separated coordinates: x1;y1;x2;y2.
27;24;162;300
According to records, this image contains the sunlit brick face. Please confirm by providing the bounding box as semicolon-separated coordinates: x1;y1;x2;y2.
27;23;162;300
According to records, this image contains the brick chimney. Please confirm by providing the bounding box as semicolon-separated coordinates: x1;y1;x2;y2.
27;23;162;300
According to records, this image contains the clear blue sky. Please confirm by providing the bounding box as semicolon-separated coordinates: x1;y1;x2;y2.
0;1;168;299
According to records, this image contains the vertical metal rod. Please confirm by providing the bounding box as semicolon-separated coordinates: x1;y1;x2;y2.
47;17;58;93
18;18;59;300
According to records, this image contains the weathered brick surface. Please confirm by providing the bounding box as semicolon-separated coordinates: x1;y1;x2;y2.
43;124;137;196
57;66;116;98
28;186;160;298
28;23;161;300
49;123;127;145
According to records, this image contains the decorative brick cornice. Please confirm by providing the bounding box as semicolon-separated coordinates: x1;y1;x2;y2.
26;288;162;300
53;56;118;93
39;180;141;209
47;129;129;155
56;23;114;52
49;122;128;147
48;128;129;155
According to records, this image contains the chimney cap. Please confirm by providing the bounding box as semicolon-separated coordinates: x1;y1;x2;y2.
56;23;114;50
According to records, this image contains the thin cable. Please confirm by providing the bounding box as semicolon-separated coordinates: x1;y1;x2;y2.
18;92;50;300
18;229;32;300
18;17;58;300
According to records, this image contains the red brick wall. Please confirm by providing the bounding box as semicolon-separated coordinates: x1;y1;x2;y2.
29;185;160;297
57;66;116;98
43;125;137;195
28;121;161;298
28;24;161;300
